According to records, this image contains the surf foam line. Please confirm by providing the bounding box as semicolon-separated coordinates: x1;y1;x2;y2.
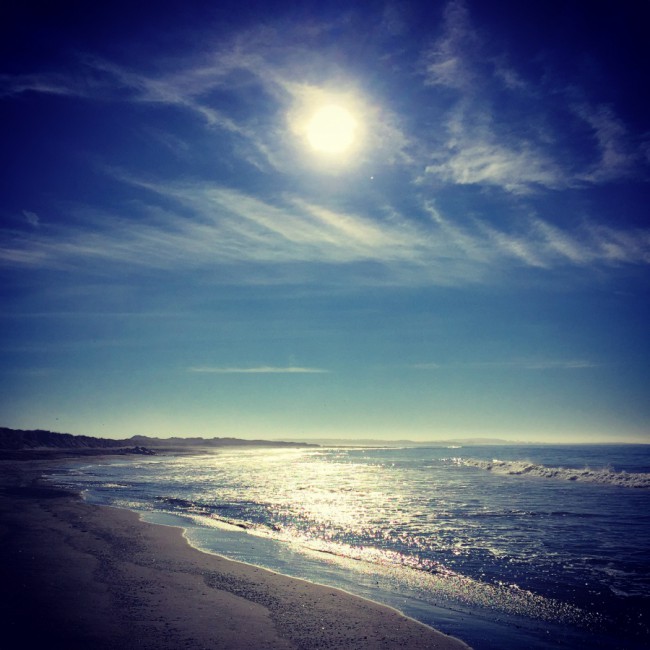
451;458;650;488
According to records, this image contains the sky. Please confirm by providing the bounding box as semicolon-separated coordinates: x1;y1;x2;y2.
1;0;649;443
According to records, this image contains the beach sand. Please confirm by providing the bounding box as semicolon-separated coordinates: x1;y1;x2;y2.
0;458;470;649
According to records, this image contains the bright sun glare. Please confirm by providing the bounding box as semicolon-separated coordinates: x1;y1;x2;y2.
306;105;357;154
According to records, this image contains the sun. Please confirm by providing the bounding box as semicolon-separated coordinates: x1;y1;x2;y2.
288;91;365;163
306;105;357;154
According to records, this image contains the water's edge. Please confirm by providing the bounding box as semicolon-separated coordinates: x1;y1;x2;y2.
45;446;650;650
88;498;597;650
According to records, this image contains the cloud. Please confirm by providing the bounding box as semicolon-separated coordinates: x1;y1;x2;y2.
412;359;598;371
422;0;479;90
80;55;250;134
2;1;645;193
188;366;328;374
1;22;412;175
22;210;40;228
0;71;99;99
1;4;648;285
572;104;639;183
1;176;649;284
419;1;647;194
425;136;564;194
418;2;568;193
0;54;244;130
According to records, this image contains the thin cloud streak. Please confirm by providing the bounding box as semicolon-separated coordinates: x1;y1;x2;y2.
1;177;649;284
189;366;329;374
411;359;599;370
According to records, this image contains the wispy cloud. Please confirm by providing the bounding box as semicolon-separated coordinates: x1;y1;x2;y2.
422;0;479;91
5;2;642;193
1;176;649;283
189;366;329;374
0;70;102;99
572;103;640;183
0;29;409;174
410;362;441;370
411;359;599;371
418;2;567;194
22;210;40;228
1;3;648;285
0;54;245;130
419;0;647;193
424;135;565;194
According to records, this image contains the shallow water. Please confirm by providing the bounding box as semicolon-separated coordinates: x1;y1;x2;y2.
49;444;650;649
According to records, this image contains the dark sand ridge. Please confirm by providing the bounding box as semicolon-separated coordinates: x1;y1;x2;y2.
0;458;471;649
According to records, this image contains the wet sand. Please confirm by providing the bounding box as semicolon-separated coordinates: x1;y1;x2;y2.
0;459;470;649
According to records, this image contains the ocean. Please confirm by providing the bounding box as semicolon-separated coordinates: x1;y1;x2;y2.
47;444;650;649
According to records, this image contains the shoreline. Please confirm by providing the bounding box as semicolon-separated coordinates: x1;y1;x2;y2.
0;458;470;649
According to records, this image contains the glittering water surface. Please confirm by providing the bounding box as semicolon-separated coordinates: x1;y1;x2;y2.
52;445;650;649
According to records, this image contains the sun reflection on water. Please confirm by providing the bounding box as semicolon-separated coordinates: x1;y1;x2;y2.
61;445;649;641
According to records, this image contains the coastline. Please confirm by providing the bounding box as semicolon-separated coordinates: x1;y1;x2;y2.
0;457;470;649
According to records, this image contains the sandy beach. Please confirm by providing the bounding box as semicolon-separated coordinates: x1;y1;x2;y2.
0;457;470;649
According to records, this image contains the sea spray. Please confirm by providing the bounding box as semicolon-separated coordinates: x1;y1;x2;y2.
449;457;650;488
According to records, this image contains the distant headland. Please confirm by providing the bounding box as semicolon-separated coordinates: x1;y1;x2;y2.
0;427;318;460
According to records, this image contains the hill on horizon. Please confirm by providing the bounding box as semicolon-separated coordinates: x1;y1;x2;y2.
0;428;317;450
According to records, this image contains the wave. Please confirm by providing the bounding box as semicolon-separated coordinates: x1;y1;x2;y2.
452;458;650;488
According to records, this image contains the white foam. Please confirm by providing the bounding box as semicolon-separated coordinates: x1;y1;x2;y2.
452;458;650;488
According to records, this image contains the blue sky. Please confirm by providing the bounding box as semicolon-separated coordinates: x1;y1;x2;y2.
1;0;648;442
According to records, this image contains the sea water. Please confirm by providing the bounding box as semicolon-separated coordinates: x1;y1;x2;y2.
48;444;650;649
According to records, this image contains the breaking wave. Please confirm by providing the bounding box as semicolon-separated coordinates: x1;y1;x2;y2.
451;458;650;488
